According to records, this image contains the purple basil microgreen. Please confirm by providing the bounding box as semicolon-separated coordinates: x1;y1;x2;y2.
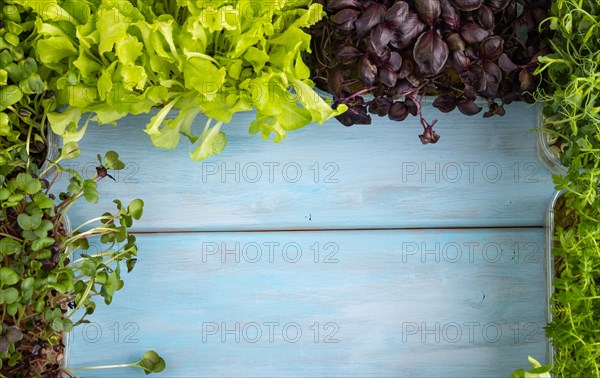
370;24;393;51
440;0;461;29
456;97;482;115
413;30;449;76
388;101;409;122
332;8;360;26
326;0;362;13
433;94;457;113
384;1;409;28
354;3;385;36
479;36;504;61
358;55;378;86
310;0;551;143
450;0;482;12
415;0;441;26
486;0;510;12
460;22;491;44
336;45;362;64
477;5;495;30
391;11;426;49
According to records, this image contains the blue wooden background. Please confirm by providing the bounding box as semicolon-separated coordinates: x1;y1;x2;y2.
60;102;555;377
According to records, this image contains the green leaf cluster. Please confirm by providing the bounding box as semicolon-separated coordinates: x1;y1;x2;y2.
507;356;552;378
17;0;346;161
535;0;600;168
0;1;58;173
0;151;158;377
531;2;600;375
547;172;600;377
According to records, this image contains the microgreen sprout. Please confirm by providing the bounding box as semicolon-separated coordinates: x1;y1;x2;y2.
63;350;166;376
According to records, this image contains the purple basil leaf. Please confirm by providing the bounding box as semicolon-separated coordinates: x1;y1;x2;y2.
336;45;362;65
390;12;426;49
483;102;505;118
433;94;457;113
405;97;418;116
450;51;470;72
481;60;502;96
502;90;518;104
332;8;360;25
446;33;466;52
450;0;482;11
519;68;535;92
326;0;363;13
378;66;398;87
477;5;494;30
384;1;409;28
393;79;416;96
415;0;441;26
460;22;491;44
355;3;386;36
388;52;402;71
503;1;517;22
413;30;449;76
459;66;481;93
335;102;371;126
398;59;413;79
329;65;346;95
456;97;482;115
370;24;393;51
368;97;393;116
406;73;422;87
419;126;440;144
498;53;518;72
368;43;391;64
388;101;409;121
486;0;510;12
479;36;503;60
359;55;378;86
440;0;460;29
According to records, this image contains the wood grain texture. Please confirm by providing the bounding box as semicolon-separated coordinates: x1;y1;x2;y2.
65;229;549;377
57;103;554;232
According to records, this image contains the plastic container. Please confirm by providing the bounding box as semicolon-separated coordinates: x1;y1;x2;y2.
60;213;72;374
38;127;61;180
536;118;568;176
544;190;566;370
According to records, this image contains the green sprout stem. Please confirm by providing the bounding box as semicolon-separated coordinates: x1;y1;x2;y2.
65;277;95;320
69;214;119;235
64;226;119;244
66;362;141;371
0;233;23;241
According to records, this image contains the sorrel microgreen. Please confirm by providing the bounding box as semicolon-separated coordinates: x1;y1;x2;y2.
0;150;164;377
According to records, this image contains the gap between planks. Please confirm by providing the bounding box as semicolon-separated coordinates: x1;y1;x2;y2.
131;225;544;235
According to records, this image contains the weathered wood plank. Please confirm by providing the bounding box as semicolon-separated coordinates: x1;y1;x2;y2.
58;103;554;231
65;229;549;377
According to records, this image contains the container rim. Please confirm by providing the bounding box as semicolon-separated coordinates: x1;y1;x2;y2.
536;119;568;176
545;189;566;370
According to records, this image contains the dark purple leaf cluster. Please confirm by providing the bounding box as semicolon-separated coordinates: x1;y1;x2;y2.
310;0;551;143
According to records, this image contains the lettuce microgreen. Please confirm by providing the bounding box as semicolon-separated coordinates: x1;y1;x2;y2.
14;0;346;161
